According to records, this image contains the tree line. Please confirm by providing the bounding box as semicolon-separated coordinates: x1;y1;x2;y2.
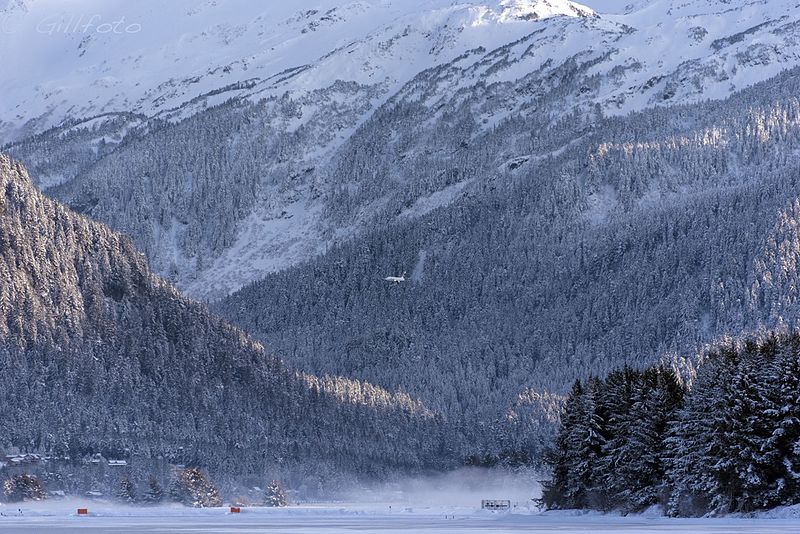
543;332;800;516
2;467;290;508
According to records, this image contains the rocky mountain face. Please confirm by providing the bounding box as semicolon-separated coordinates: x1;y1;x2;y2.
0;154;451;487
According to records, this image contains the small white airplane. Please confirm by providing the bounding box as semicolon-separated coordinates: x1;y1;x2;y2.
385;271;407;284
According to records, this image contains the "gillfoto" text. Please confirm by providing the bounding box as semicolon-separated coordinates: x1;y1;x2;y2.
36;15;142;35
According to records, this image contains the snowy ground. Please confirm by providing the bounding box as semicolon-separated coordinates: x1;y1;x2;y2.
2;502;800;533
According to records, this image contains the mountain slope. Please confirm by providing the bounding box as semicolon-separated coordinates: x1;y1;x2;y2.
9;0;800;299
2;0;591;298
0;0;590;143
216;67;800;458
4;0;800;471
0;154;450;487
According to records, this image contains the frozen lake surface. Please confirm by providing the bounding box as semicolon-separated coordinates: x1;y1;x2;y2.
2;503;800;533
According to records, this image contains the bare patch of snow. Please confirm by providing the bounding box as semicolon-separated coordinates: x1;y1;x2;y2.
399;180;473;220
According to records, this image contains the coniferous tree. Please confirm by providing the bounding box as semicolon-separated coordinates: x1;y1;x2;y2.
714;341;778;513
768;335;800;505
547;335;800;516
169;468;222;508
143;477;164;504
597;366;640;510
265;480;288;507
115;477;136;504
541;380;584;509
2;475;46;502
577;377;607;509
620;367;683;512
666;346;737;517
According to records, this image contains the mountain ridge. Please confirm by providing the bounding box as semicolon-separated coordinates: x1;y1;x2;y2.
7;0;800;299
214;66;800;458
0;153;452;488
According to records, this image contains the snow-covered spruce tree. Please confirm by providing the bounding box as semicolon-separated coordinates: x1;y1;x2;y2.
768;334;800;506
714;339;781;513
616;367;684;513
169;468;221;508
578;377;609;509
168;478;183;504
541;377;606;509
265;480;288;507
541;380;585;509
115;477;136;504
706;335;800;513
666;335;800;515
596;366;641;510
545;366;683;513
143;477;164;504
2;475;46;502
666;345;737;517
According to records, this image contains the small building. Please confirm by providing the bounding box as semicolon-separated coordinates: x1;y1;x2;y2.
6;453;41;466
85;453;106;465
481;499;511;510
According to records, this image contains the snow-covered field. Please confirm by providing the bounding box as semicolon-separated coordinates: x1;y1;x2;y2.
3;472;799;532
2;502;800;533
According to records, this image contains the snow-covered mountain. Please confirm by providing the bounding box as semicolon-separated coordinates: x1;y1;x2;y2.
0;152;450;484
3;0;796;143
6;0;800;476
5;0;800;299
215;66;800;459
0;0;590;143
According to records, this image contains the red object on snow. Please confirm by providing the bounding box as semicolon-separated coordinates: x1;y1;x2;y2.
77;508;89;515
230;507;241;513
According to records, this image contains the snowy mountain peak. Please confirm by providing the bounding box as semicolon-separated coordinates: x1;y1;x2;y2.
0;0;591;144
496;0;594;21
